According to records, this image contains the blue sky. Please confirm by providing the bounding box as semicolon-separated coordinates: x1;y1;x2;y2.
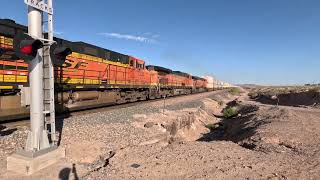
1;0;320;85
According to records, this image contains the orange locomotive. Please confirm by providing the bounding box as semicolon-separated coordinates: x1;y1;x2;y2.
0;19;208;120
51;40;159;90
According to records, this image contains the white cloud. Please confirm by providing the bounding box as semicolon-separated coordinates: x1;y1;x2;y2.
98;32;159;43
144;32;160;38
53;31;63;35
43;28;64;36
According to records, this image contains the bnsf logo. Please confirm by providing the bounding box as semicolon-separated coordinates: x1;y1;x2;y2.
63;59;88;69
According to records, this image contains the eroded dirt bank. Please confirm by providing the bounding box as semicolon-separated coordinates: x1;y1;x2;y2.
249;86;320;107
84;89;320;179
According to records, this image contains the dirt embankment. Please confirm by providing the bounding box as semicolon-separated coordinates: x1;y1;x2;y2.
249;86;320;107
131;99;221;145
84;88;320;179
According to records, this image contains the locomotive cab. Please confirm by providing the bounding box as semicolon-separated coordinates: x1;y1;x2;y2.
129;56;145;70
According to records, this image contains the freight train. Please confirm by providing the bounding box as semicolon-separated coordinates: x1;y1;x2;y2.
0;19;212;120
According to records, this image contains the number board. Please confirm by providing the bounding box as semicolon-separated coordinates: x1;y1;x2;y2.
24;0;53;14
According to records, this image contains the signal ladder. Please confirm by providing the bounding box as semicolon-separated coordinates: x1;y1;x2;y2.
42;44;56;145
42;12;57;145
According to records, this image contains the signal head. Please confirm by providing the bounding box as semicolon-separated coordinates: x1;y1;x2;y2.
50;43;72;66
13;33;43;61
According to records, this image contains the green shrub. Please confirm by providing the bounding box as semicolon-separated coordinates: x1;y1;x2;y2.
229;87;241;95
223;107;238;118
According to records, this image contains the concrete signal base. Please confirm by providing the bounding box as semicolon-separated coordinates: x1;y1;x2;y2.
7;147;65;175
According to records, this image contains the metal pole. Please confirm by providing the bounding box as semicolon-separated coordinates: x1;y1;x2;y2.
47;0;57;143
47;0;53;41
25;3;49;151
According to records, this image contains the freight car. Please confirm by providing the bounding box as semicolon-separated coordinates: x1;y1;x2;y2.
0;19;210;121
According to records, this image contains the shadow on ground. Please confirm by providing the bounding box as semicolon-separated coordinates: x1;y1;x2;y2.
58;164;79;180
0;124;17;136
198;102;262;149
55;110;71;146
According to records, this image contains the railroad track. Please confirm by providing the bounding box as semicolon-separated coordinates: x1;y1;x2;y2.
0;91;213;128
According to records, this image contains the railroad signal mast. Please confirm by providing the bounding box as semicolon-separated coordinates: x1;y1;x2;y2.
7;0;68;175
20;0;56;151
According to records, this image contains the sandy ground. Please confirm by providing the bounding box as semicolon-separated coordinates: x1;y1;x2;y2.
84;91;320;180
1;88;320;179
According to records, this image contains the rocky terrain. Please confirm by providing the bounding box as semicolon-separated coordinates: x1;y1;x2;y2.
0;88;320;179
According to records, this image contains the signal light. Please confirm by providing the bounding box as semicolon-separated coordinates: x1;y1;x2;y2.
20;45;33;54
50;43;72;66
13;33;43;61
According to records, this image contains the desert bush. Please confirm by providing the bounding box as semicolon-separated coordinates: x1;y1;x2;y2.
223;107;238;118
218;101;224;106
228;87;241;95
248;91;259;99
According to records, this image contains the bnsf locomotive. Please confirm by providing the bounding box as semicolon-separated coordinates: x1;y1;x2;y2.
0;19;211;120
